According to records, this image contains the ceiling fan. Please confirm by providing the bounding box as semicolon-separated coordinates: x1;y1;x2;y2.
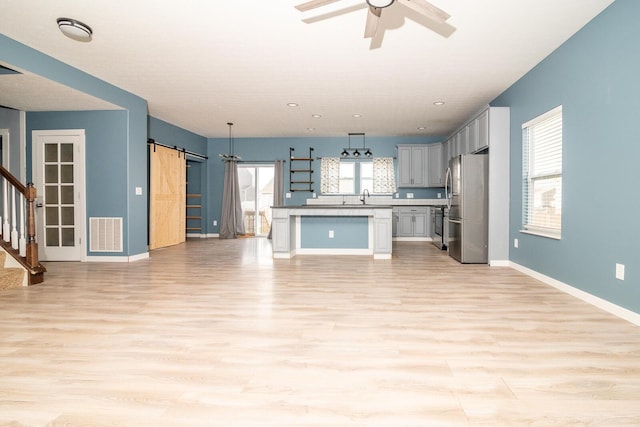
294;0;451;39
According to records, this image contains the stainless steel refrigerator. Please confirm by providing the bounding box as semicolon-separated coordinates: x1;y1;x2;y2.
445;153;488;263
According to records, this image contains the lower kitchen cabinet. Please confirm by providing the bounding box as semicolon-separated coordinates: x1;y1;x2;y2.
393;207;430;238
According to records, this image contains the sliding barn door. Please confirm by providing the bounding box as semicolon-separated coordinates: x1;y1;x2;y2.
149;145;186;250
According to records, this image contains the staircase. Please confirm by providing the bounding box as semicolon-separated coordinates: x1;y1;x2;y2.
0;250;25;290
0;165;46;288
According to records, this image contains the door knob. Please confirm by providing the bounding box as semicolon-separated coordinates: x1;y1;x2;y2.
35;203;43;208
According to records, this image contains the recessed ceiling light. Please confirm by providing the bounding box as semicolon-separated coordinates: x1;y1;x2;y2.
352;114;362;118
312;114;322;118
307;128;315;131
57;18;93;42
417;126;426;131
433;101;445;106
287;103;299;107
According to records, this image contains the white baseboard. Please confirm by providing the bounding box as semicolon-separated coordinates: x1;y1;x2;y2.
295;248;372;256
393;237;432;242
510;261;640;327
489;259;510;267
85;252;149;263
187;233;219;238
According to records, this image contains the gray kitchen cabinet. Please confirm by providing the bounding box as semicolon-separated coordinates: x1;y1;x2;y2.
477;108;489;151
395;207;429;238
427;143;444;187
397;145;427;187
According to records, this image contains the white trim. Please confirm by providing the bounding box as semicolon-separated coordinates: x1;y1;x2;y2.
20;111;26;181
32;129;87;261
510;261;640;327
85;252;149;263
186;233;206;238
520;229;561;240
0;128;10;169
522;105;563;129
393;237;432;242
489;259;510;267
295;248;372;256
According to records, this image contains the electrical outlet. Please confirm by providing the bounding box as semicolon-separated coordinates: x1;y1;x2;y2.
616;263;625;280
437;193;442;199
286;193;292;199
328;230;334;238
514;238;518;248
213;220;217;227
407;193;414;199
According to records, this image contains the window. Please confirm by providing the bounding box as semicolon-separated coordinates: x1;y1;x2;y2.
320;157;396;195
339;162;355;194
360;161;373;193
522;105;563;238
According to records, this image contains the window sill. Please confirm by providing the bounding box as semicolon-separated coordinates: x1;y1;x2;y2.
520;229;561;240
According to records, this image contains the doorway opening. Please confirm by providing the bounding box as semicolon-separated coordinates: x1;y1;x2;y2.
238;165;274;237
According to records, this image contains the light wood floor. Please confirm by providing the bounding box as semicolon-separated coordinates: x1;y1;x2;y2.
2;239;640;426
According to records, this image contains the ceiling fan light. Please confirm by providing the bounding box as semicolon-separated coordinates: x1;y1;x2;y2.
366;0;394;8
57;18;92;42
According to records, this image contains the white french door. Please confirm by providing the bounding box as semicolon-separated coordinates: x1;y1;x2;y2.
32;130;86;261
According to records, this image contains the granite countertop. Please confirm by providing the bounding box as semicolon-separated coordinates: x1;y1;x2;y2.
273;204;393;209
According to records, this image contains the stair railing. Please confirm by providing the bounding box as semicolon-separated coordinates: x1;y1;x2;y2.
0;165;39;269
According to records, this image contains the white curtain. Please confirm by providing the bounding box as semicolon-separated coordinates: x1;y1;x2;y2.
267;160;285;240
320;157;340;194
373;157;396;194
219;160;245;239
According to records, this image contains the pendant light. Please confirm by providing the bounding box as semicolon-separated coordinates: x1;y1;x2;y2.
219;122;241;160
340;133;372;158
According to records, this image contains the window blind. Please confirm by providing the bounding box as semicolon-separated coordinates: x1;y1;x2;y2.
522;106;563;237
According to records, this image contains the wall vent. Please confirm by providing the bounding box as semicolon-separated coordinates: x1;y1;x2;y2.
90;217;123;252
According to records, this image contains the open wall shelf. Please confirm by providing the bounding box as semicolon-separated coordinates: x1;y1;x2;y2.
289;147;314;192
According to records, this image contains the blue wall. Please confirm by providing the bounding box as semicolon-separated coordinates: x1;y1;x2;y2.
301;216;369;249
0;34;149;257
27;110;129;255
205;136;444;235
492;0;639;312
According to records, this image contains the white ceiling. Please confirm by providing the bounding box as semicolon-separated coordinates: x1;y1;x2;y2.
0;0;614;138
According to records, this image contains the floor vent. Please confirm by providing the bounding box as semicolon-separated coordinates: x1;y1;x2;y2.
90;217;123;252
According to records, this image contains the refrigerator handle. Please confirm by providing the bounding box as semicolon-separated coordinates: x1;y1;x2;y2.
444;167;452;210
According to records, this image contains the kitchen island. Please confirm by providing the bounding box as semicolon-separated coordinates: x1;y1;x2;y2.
271;205;393;259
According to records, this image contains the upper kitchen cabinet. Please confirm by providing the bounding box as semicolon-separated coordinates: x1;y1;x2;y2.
467;108;489;153
444;106;502;162
427;143;444;187
397;145;427;187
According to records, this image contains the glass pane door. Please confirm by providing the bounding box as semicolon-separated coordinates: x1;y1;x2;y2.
238;165;274;237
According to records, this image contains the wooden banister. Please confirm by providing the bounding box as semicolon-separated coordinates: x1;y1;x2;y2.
0;165;26;193
0;165;39;269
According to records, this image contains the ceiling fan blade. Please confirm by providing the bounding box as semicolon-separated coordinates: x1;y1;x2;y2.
364;6;382;38
396;0;450;23
295;0;343;12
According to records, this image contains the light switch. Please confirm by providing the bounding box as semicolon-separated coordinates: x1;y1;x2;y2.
135;187;143;195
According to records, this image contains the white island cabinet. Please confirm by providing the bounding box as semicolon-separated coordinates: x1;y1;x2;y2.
271;205;393;260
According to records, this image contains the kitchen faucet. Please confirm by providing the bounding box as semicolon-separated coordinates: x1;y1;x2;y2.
360;188;370;205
